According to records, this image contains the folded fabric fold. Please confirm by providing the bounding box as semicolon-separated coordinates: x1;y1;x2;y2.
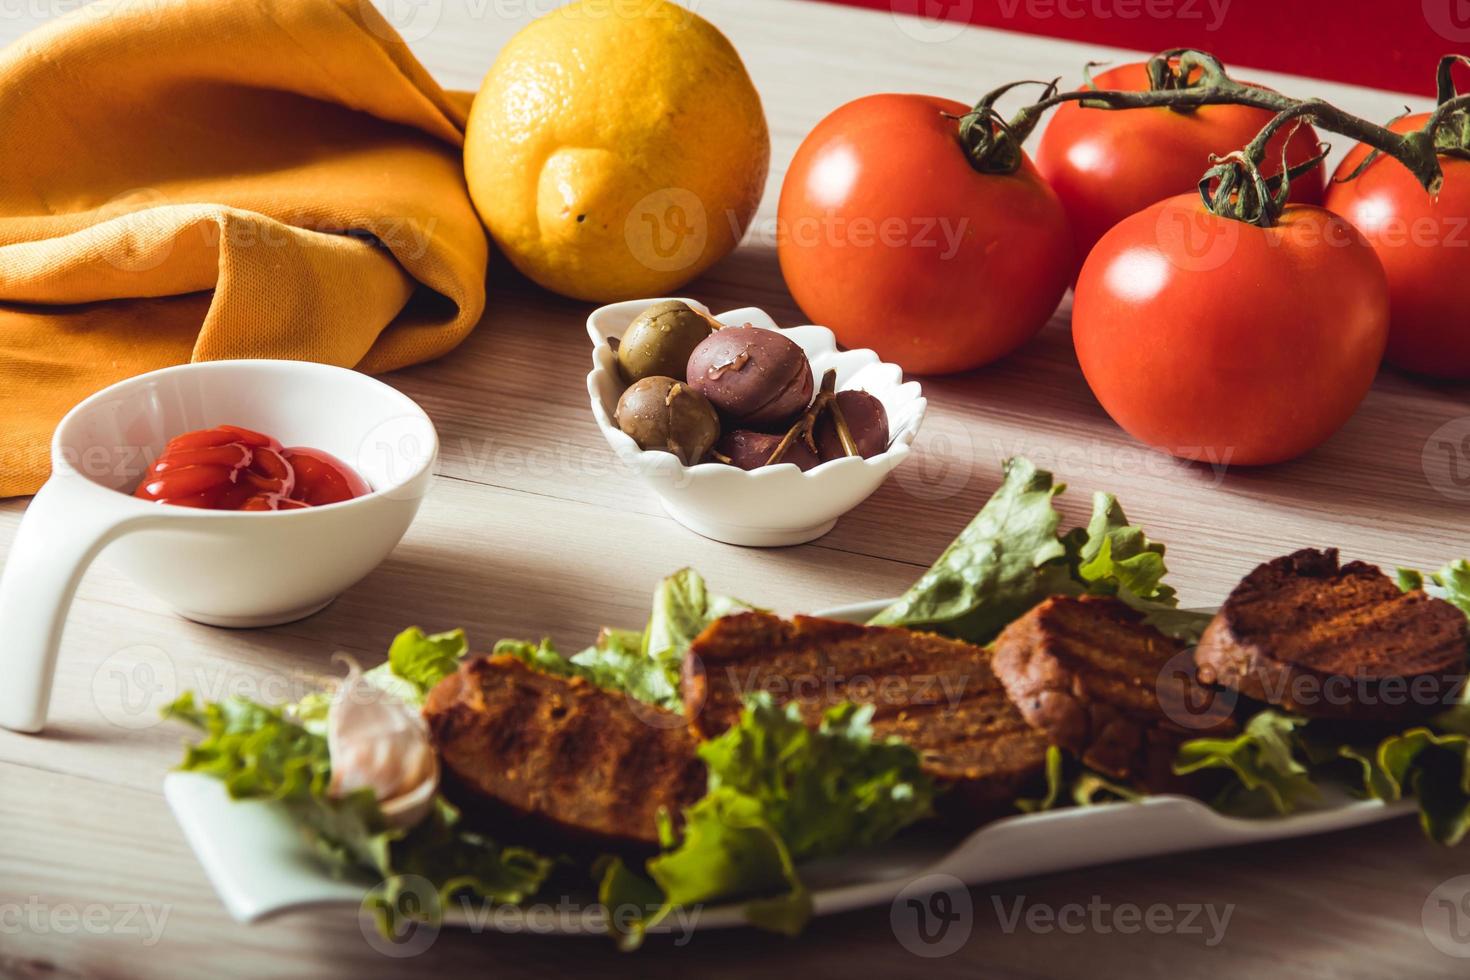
0;0;488;497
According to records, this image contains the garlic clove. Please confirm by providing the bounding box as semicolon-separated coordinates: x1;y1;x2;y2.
326;658;440;829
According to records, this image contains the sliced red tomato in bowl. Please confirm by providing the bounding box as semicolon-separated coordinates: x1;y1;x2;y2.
777;93;1074;375
1036;63;1325;265
1072;194;1389;466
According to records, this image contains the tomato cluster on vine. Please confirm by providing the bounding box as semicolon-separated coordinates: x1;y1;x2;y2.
776;51;1470;465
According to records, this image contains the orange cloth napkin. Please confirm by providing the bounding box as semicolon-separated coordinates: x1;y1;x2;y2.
0;0;487;497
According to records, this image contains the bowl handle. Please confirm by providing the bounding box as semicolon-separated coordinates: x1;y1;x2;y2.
0;477;169;733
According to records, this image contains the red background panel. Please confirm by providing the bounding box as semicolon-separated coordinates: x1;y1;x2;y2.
815;0;1462;96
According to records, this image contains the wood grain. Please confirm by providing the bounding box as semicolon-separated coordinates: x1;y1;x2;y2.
2;0;1470;977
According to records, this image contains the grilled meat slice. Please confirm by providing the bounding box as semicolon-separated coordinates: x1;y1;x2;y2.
682;612;1050;812
991;595;1236;789
424;655;707;848
1193;548;1469;721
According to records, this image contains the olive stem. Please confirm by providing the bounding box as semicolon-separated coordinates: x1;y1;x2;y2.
829;395;861;459
764;369;859;466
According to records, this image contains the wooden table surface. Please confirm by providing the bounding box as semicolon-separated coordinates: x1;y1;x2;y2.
4;0;1470;976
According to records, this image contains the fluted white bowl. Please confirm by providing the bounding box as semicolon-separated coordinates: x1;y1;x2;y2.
586;299;927;546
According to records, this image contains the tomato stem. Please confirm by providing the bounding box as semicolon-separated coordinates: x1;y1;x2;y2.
1198;109;1328;227
954;78;1058;174
959;48;1458;225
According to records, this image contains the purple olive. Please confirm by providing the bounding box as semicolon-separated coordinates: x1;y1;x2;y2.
716;430;821;471
815;390;889;461
686;326;814;428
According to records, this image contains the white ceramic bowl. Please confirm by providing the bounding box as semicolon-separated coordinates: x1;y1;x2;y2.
587;299;926;547
0;359;437;732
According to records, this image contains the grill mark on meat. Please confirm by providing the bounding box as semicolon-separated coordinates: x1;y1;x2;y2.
1194;548;1470;721
683;612;1050;815
480;673;541;762
991;595;1237;789
424;656;705;848
1294;596;1452;676
1035;604;1163;714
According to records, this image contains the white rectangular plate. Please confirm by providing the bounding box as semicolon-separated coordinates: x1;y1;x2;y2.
164;600;1415;934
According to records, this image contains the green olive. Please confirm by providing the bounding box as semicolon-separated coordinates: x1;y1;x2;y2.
616;301;718;383
615;376;721;466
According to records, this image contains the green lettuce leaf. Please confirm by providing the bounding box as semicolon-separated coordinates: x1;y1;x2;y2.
493;637;599;682
387;627;468;699
1174;689;1470;846
1073;492;1174;603
643;568;753;672
648;790;810;928
1072;769;1148;806
163;692;553;926
1432;698;1470;736
570;627;681;707
1069;491;1208;642
1409;744;1470;846
1015;744;1067;813
291;627;470;730
598;789;811;951
163;692;332;801
1371;562;1470;841
1016;746;1144;812
372;798;556;922
1398;560;1470;618
1336;712;1470;846
698;696;937;859
558;569;752;710
1126;603;1215;644
596;854;664;911
1174;711;1320;815
867;457;1074;641
869;457;1187;643
603;694;934;948
492;634;680;709
496;571;753;711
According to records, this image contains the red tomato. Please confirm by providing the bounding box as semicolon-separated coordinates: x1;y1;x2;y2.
1036;63;1324;264
778;94;1073;375
1325;113;1470;378
1072;194;1389;466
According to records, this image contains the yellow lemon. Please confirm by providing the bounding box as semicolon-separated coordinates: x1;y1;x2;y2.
464;0;769;302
